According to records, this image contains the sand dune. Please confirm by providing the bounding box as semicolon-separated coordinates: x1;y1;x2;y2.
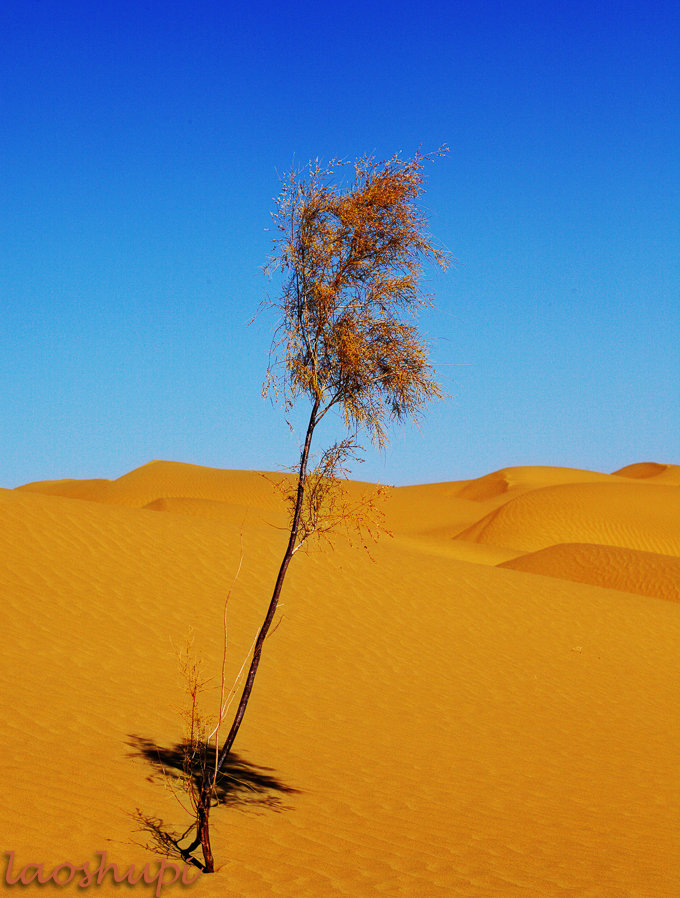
454;464;626;503
455;480;680;555
2;460;679;897
614;461;680;484
17;459;298;511
499;542;680;602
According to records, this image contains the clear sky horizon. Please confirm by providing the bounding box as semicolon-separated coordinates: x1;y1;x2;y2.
2;0;678;488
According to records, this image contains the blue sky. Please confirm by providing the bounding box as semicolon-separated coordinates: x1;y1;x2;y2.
2;0;678;487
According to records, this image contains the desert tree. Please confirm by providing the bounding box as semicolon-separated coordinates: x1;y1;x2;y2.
178;147;448;872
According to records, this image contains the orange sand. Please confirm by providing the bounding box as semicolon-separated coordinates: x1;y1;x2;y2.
500;543;680;602
2;460;679;896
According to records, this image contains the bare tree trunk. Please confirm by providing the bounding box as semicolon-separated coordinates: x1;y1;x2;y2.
197;792;214;873
180;397;319;874
180;781;214;872
214;395;320;777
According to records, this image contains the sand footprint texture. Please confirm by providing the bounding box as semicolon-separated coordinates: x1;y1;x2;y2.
1;459;679;897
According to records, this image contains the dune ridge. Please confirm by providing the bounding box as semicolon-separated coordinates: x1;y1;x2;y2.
454;464;628;503
17;459;291;510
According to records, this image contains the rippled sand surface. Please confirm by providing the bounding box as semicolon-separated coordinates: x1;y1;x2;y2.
3;459;679;896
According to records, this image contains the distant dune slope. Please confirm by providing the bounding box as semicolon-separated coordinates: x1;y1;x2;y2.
499;543;680;602
454;465;626;503
455;481;680;555
381;481;489;539
17;459;377;518
17;459;286;509
613;461;680;484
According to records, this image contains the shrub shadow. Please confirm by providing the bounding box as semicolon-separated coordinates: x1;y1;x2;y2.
127;734;299;811
127;734;300;870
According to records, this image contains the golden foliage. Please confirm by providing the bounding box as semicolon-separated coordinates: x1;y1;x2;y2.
264;148;448;448
267;439;393;557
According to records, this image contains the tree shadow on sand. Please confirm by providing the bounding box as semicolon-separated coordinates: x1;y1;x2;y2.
127;735;300;870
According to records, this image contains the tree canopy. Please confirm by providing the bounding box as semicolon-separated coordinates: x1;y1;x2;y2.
266;148;448;448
